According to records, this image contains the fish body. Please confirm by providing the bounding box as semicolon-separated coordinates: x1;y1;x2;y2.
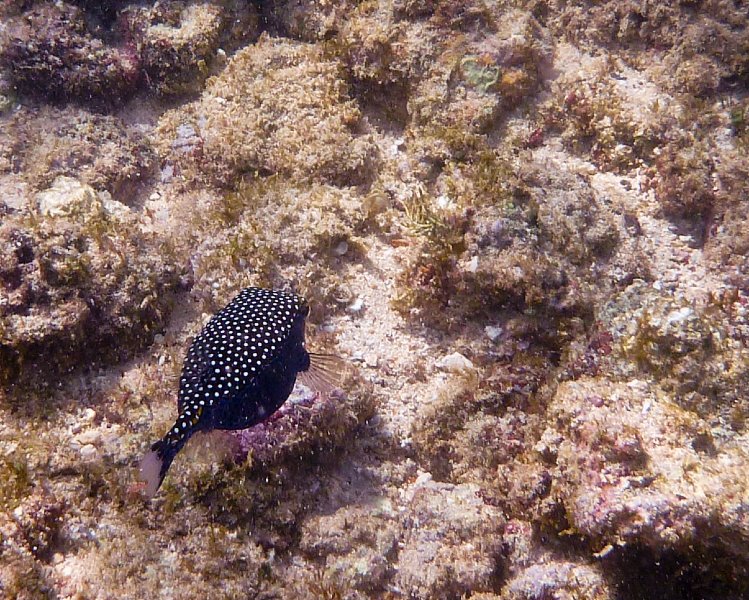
140;287;313;497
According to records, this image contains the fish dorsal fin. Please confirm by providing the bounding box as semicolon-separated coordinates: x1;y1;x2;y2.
299;352;348;396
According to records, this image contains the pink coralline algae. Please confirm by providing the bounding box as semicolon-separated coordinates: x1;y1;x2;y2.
539;377;749;582
231;385;348;467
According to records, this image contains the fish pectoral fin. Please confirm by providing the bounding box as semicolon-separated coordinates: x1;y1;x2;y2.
299;352;349;396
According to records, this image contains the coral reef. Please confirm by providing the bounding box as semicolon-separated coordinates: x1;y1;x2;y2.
394;151;637;333
300;501;401;595
705;147;749;277
498;519;612;600
407;8;551;139
0;489;62;598
538;0;749;96
0;1;260;105
394;477;504;598
264;0;357;42
599;282;749;424
1;0;748;597
185;176;371;319
540;58;663;172
411;365;543;487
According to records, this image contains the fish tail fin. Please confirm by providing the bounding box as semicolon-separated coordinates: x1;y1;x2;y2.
300;352;349;396
139;437;180;499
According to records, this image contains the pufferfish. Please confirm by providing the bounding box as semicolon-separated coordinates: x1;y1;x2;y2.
139;287;339;497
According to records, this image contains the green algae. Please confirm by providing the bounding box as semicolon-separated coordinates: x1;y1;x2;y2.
0;451;30;511
729;102;748;147
460;56;501;94
402;186;466;254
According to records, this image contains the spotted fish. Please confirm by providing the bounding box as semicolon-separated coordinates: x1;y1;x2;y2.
139;287;338;497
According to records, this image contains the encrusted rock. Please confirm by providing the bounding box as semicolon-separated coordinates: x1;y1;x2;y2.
501;561;611;600
0;2;139;103
541;376;749;583
602;282;749;422
298;476;505;598
0;106;155;203
0;178;179;389
395;477;505;598
122;1;259;96
299;501;400;593
156;36;376;187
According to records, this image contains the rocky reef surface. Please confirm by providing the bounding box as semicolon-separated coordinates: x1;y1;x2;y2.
1;1;749;598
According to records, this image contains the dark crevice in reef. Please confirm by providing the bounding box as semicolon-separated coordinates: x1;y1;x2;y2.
352;80;411;136
605;545;749;600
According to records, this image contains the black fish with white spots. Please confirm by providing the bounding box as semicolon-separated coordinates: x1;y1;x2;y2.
139;287;339;497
